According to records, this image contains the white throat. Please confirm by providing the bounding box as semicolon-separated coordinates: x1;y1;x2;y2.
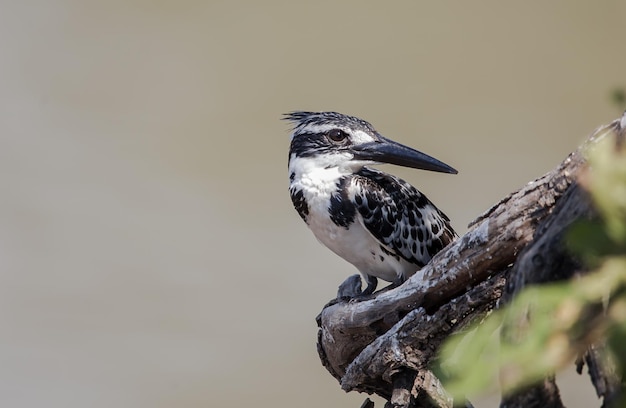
288;153;374;186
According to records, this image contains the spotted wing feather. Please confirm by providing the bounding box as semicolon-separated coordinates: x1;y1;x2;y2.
352;168;457;266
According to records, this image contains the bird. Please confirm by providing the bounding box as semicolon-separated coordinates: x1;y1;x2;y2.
285;111;458;296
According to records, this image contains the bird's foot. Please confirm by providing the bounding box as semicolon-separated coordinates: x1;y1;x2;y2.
389;275;406;289
336;274;363;299
334;274;379;303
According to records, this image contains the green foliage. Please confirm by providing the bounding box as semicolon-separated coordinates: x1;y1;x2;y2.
437;131;626;401
611;88;626;111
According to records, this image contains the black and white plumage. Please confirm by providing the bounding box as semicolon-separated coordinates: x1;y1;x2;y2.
286;111;458;295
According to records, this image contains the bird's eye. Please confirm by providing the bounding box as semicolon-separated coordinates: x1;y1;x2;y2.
327;129;348;142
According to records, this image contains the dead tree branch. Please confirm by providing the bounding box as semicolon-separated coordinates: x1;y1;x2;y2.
316;114;626;407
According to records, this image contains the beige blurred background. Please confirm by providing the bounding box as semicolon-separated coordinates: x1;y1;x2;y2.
1;1;625;407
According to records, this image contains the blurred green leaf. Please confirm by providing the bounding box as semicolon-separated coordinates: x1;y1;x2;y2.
585;137;626;242
611;88;626;110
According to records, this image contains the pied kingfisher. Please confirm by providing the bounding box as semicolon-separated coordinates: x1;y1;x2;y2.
286;111;458;295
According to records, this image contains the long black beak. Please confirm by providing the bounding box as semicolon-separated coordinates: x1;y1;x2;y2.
351;135;458;174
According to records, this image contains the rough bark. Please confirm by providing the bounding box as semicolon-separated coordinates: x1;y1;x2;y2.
316;114;626;407
577;344;622;407
499;377;564;408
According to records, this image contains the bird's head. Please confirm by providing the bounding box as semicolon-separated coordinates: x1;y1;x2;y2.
284;111;457;175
